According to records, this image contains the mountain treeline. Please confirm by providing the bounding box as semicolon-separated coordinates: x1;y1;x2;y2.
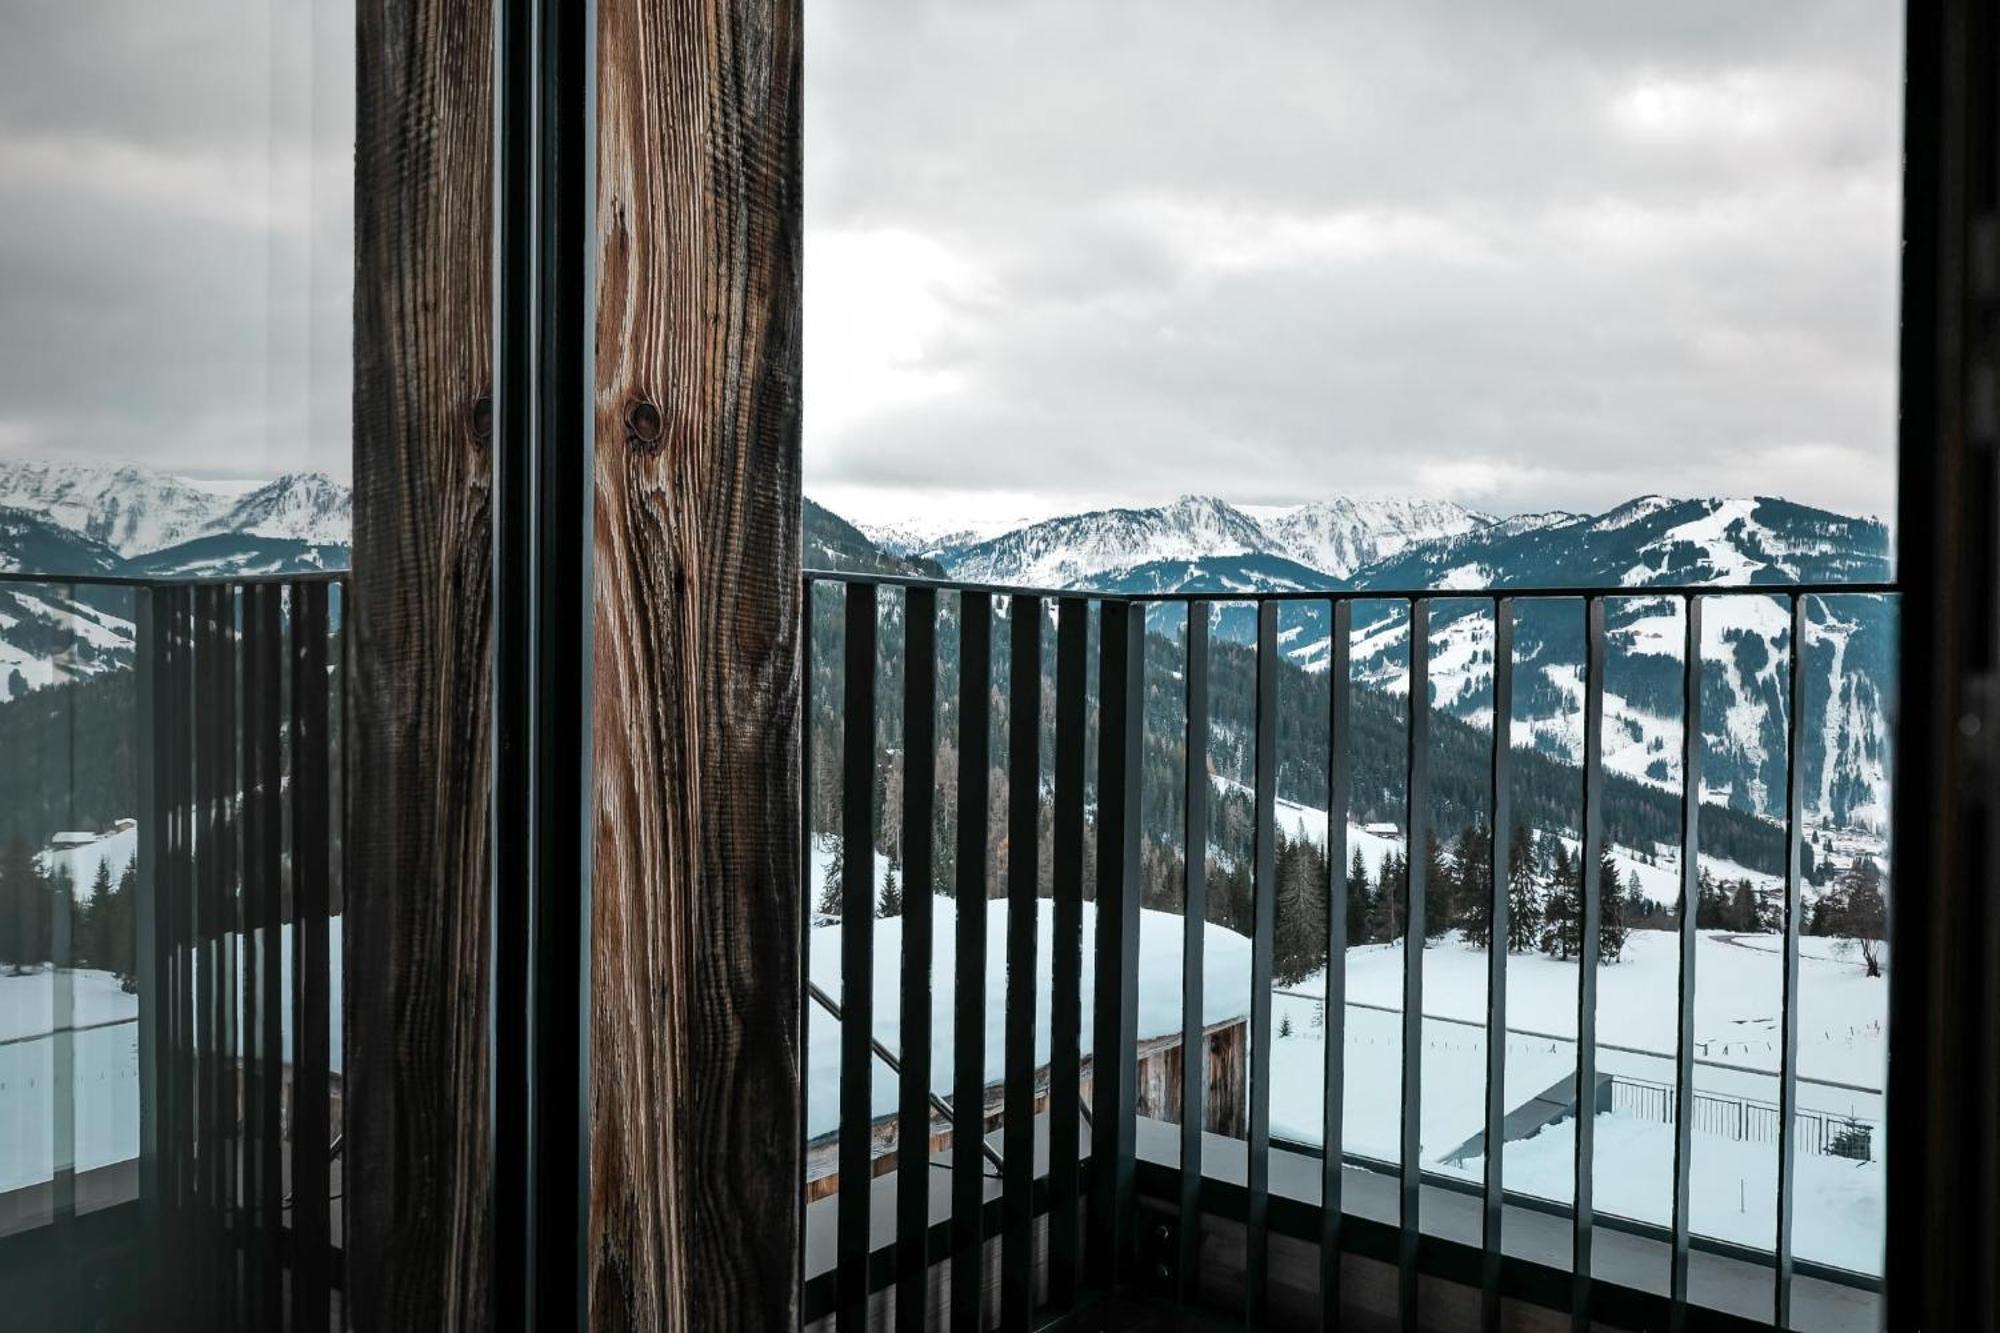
805;589;1806;917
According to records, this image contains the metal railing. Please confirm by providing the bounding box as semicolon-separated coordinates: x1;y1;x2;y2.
799;567;1897;1332
0;570;347;1326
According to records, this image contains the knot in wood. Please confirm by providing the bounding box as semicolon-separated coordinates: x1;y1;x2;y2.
469;393;493;451
626;399;664;452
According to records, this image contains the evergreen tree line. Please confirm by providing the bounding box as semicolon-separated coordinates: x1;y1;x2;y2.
0;837;139;987
806;591;1812;907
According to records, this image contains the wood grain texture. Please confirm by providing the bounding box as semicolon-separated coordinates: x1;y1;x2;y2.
588;0;803;1328
350;0;494;1326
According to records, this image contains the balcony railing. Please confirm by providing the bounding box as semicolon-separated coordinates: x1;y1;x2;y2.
0;571;347;1329
799;567;1898;1331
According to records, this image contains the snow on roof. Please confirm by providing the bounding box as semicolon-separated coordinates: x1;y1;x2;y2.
805;898;1250;1141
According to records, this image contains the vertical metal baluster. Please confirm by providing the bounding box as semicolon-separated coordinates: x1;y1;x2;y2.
223;586;245;1331
1573;598;1607;1331
951;593;992;1333
256;585;284;1324
1399;600;1430;1333
1776;594;1808;1328
1321;598;1352;1325
837;584;878;1332
1090;600;1143;1291
237;586;264;1320
137;590;163;1227
1247;602;1278;1325
797;577;814;1318
1179;602;1210;1305
176;586;196;1248
1482;599;1515;1331
1670;596;1704;1328
291;581;332;1332
1001;595;1042;1331
195;584;220;1323
898;587;938;1331
49;584;77;1312
1048;597;1088;1309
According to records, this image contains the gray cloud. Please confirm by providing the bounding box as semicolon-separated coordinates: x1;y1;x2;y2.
0;0;353;483
2;2;1901;519
803;0;1904;524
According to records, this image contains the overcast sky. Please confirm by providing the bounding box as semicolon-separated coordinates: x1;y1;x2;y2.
1;3;1902;525
804;1;1905;527
0;0;353;486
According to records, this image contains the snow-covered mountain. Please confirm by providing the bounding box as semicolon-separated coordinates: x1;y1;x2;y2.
205;472;351;546
1260;497;1489;577
0;462;353;699
934;494;1487;587
0;462;226;557
941;495;1273;587
859;511;1043;560
809;491;1896;835
0;461;352;563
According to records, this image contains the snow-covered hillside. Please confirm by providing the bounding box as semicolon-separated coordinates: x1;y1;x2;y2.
0;462;351;567
0;462;353;697
0;462;226;557
1261;496;1488;578
933;493;1488;587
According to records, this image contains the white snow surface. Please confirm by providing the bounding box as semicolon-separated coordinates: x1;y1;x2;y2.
1270;929;1886;1272
1;921;345;1197
804;899;1251;1141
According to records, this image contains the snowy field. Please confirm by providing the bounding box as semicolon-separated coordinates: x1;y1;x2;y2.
0;921;344;1197
805;898;1251;1142
807;829;1886;1275
1268;929;1886;1274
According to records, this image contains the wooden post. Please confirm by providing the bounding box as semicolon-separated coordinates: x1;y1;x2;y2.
349;0;495;1327
587;0;802;1329
353;0;800;1324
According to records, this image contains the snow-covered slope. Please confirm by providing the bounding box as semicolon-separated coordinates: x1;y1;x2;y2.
1261;497;1489;577
0;462;353;566
0;462;224;557
935;493;1489;587
205;472;351;545
942;495;1275;587
0;462;353;697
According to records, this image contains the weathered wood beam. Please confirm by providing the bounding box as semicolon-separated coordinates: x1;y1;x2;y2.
349;0;495;1325
588;0;803;1327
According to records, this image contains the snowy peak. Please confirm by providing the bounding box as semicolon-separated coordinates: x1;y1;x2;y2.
208;472;351;545
1262;496;1488;578
0;460;223;556
932;493;1493;587
941;494;1273;588
0;460;355;561
1352;495;1890;591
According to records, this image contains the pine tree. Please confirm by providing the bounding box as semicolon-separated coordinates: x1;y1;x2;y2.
816;840;844;919
1345;846;1372;946
1505;824;1540;953
1373;851;1407;942
878;860;902;918
82;858;114;970
1728;878;1763;932
1695;866;1726;929
1597;851;1629;963
106;857;138;989
0;834;48;973
1423;828;1455;940
1456;822;1495;949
